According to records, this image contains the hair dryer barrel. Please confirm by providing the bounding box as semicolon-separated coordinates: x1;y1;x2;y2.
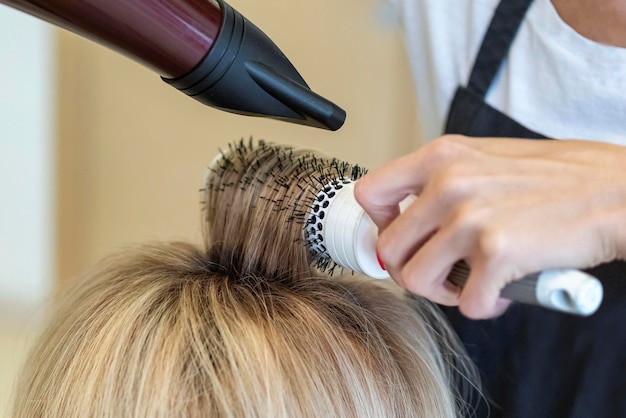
1;0;220;77
1;0;345;130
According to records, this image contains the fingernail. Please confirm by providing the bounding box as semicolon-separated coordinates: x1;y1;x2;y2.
376;251;386;271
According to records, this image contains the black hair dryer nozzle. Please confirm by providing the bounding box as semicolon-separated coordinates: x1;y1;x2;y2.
163;0;346;131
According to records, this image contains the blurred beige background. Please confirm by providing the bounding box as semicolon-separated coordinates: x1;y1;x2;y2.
55;0;418;282
1;0;419;414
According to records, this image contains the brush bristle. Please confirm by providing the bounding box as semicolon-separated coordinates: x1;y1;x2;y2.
201;138;367;276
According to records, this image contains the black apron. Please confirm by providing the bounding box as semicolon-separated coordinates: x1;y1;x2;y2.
441;1;626;417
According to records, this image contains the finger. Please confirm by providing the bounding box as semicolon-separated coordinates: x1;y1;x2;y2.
403;263;462;306
492;298;513;317
376;194;443;281
354;161;424;230
395;219;475;306
458;263;510;319
355;139;459;229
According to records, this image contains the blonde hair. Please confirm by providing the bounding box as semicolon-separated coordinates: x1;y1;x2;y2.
13;140;477;417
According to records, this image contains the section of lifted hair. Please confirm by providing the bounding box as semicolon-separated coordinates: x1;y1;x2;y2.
200;137;368;276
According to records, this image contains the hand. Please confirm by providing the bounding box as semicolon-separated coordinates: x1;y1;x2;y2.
354;135;626;319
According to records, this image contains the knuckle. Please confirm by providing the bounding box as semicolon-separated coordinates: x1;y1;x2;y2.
448;201;486;235
476;228;510;262
353;178;375;208
459;299;491;320
430;166;472;203
431;134;468;156
401;267;429;296
427;136;460;161
399;260;446;299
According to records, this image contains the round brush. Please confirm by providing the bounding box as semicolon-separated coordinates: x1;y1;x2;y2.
203;139;603;316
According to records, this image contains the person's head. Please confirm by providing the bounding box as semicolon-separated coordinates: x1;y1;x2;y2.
13;140;477;417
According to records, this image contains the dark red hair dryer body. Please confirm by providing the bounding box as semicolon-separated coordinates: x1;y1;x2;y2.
1;0;345;130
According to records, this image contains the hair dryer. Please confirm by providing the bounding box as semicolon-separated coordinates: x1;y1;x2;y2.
1;0;345;130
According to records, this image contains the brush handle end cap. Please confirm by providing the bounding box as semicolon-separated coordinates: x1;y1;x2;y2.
536;269;603;316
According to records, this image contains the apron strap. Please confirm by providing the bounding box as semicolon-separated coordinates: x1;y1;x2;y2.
467;0;535;97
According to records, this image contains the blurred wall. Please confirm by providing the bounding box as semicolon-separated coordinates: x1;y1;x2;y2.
0;5;55;415
56;0;419;283
0;5;54;314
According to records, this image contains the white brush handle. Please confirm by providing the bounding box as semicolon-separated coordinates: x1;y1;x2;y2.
311;181;603;316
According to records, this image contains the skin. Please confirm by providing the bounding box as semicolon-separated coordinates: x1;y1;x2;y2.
355;137;626;319
551;0;626;47
355;2;626;319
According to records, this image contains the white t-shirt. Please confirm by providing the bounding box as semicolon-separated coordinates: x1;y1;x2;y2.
396;0;626;144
